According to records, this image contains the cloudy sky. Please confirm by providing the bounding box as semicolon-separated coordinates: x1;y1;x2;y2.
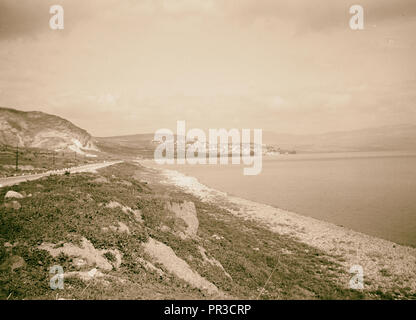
0;0;415;136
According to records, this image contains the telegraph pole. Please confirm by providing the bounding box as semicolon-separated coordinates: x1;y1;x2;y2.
15;143;19;171
53;151;55;167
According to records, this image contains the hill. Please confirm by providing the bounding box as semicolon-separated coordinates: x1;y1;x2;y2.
263;124;416;152
0;161;379;299
94;134;156;158
98;124;416;157
0;107;98;154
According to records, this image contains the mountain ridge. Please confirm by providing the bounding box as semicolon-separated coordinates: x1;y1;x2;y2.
97;124;416;153
262;123;416;152
2;106;415;154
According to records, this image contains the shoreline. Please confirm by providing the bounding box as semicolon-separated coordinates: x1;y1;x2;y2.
139;161;416;294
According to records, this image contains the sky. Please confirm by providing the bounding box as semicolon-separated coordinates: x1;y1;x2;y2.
0;0;415;136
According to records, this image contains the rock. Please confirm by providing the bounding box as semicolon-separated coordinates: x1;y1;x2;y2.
105;201;142;223
108;222;130;234
0;255;26;272
166;201;199;238
132;209;143;223
160;225;171;232
38;237;122;271
105;201;122;209
4;191;24;199
117;222;130;234
64;268;105;281
72;258;87;268
212;234;224;240
143;238;220;295
92;176;109;184
4;201;21;210
10;256;26;271
119;180;133;187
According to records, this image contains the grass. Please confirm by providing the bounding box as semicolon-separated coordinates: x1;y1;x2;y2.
0;161;401;299
0;145;110;178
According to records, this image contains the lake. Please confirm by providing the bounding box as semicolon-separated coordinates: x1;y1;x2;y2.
148;151;416;247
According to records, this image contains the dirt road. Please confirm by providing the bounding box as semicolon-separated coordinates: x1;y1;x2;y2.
0;161;123;188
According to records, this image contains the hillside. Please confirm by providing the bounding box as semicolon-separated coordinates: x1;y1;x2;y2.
94;134;156;158
0;107;98;154
1;161;384;300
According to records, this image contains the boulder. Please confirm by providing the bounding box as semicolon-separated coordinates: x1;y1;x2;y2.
0;255;26;272
92;176;109;184
4;201;21;210
5;191;24;199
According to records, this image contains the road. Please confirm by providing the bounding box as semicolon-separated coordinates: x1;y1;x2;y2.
0;161;123;188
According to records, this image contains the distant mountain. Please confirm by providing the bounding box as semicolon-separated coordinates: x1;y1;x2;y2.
263;124;416;152
0;107;98;154
94;134;156;158
3;105;412;156
97;124;416;156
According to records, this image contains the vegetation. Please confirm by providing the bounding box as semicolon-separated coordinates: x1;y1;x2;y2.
0;162;404;299
0;145;116;178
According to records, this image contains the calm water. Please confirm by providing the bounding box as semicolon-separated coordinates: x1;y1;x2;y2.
151;151;416;247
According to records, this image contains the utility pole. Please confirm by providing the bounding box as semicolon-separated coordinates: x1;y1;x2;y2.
53;151;55;167
15;143;19;171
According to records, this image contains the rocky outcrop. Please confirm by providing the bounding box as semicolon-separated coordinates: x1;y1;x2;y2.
143;237;220;295
165;201;199;238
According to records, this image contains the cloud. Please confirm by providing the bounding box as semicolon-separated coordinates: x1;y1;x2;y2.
220;0;416;32
88;93;120;107
0;0;415;136
0;0;117;40
0;0;50;39
162;0;216;14
2;0;415;40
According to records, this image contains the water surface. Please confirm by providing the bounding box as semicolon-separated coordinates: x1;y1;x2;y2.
149;151;416;247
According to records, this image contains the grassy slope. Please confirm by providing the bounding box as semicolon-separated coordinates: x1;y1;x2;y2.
0;162;390;300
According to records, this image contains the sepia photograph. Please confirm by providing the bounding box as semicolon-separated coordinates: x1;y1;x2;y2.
0;0;415;310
